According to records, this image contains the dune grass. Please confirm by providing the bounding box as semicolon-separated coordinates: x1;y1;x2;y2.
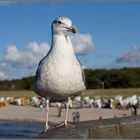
0;88;140;98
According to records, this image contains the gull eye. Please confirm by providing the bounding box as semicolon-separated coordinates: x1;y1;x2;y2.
54;20;62;25
57;21;62;24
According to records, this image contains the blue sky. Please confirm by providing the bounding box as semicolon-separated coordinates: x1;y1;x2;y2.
0;2;140;80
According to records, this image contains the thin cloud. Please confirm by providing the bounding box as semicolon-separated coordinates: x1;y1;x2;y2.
71;33;95;55
116;45;140;64
0;42;50;80
4;42;50;68
105;45;140;69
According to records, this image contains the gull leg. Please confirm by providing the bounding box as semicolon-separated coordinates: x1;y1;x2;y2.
42;98;50;133
54;98;74;128
64;100;69;124
63;100;74;127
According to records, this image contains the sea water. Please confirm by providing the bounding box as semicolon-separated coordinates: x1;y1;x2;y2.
0;120;44;138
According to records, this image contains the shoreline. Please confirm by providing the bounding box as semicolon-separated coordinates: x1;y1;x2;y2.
0;118;44;123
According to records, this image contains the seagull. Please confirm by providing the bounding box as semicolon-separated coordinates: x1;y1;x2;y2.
34;16;86;132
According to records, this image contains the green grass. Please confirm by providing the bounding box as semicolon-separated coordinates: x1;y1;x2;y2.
0;88;140;98
82;88;140;98
0;90;36;98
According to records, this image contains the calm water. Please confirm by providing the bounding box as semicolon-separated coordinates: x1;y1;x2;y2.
0;120;44;138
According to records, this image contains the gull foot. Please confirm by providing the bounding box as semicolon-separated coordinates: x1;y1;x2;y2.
40;126;50;134
54;121;75;128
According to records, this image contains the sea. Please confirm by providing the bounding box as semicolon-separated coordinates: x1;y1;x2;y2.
0;120;44;139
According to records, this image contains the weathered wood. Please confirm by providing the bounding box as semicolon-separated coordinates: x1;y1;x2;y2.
37;115;140;139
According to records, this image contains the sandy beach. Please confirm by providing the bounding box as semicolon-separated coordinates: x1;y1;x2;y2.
0;105;139;124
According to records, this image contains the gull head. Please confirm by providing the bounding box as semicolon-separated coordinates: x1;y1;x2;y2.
52;16;77;36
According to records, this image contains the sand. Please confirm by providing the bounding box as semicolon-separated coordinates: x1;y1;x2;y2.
0;105;139;124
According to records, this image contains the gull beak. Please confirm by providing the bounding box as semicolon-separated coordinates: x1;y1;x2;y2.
69;26;77;33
